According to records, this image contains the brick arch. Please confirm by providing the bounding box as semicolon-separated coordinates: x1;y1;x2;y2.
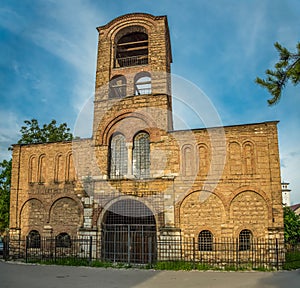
234;226;256;239
96;111;157;145
195;226;217;240
97;195;160;228
102;13;156;40
113;25;149;45
177;190;227;238
49;197;83;232
19;198;46;235
229;190;270;237
229;186;272;209
242;139;256;147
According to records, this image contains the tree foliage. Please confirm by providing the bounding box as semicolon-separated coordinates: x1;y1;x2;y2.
17;119;73;145
0;159;12;232
284;206;300;245
0;119;73;232
256;42;300;105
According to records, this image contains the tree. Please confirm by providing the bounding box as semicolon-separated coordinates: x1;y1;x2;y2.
17;119;73;145
256;42;300;105
283;206;300;245
0;119;73;232
0;159;11;232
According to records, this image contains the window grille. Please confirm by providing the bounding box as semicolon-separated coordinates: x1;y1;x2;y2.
198;230;213;251
27;230;41;249
239;229;252;251
109;134;128;179
133;132;150;178
55;233;72;248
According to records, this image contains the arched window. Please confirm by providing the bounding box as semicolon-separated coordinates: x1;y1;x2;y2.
239;229;252;251
109;133;128;179
27;230;41;249
109;75;127;98
198;230;213;251
115;31;148;67
133;132;150;178
55;233;72;248
134;72;151;95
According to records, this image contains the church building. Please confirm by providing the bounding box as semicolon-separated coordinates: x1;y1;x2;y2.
9;13;284;263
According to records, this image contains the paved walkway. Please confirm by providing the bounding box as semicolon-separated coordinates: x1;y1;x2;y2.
0;261;299;288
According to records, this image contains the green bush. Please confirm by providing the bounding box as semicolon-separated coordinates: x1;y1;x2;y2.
283;250;300;270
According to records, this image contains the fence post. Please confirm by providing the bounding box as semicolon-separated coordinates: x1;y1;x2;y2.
192;237;196;270
127;225;131;265
275;238;279;270
25;236;28;263
235;238;239;269
148;237;152;267
3;236;9;261
89;236;93;264
54;237;57;263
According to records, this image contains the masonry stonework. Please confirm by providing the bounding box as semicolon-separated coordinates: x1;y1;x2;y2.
10;13;284;261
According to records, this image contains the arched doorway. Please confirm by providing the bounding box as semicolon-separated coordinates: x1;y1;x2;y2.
101;199;157;264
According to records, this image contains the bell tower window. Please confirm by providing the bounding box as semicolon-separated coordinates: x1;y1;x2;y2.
134;72;151;95
115;32;148;68
109;75;127;98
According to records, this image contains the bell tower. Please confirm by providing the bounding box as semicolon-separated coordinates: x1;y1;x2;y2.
93;13;173;142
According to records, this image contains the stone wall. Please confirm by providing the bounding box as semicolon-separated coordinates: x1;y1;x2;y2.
10;141;84;238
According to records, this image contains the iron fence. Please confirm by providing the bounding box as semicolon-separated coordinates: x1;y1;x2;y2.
1;235;297;270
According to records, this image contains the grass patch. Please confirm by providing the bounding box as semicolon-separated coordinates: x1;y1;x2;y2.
27;258;133;269
152;261;216;271
28;257;90;266
24;258;278;271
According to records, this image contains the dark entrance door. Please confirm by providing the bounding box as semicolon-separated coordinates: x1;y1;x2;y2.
102;199;157;264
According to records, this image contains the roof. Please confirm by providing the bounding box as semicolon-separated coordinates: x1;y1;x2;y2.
290;203;300;212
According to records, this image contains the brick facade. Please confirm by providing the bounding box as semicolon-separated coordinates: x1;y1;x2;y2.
10;13;284;252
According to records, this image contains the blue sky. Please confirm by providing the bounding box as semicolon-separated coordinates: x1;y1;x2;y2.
1;0;299;203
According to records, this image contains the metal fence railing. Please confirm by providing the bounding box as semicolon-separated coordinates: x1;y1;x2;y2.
115;55;148;67
1;235;299;270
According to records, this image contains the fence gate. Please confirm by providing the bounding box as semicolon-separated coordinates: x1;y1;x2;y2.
101;199;157;264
